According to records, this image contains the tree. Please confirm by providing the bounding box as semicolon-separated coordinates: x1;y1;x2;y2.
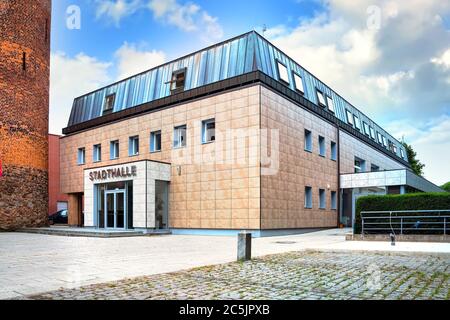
401;142;425;176
441;182;450;192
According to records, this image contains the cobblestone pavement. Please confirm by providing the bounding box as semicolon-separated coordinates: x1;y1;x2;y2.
24;251;450;300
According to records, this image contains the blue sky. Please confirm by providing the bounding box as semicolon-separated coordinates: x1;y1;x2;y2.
49;0;450;185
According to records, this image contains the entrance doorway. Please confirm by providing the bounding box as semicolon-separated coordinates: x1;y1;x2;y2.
105;190;126;229
155;180;169;229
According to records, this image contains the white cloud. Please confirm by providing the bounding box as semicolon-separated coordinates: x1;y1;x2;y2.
49;52;112;134
95;0;142;26
264;0;450;185
95;0;223;42
114;42;166;79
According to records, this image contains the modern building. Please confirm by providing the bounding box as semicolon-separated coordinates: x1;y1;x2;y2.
60;31;442;235
48;134;69;215
0;0;51;230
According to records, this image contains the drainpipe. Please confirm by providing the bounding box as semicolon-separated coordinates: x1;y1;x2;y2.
336;125;341;228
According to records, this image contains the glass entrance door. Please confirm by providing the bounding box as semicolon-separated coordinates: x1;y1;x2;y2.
104;190;126;229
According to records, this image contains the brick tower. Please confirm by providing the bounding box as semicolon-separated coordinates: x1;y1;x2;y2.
0;0;51;230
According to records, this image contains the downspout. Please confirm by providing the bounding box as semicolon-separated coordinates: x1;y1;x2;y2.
336;125;341;228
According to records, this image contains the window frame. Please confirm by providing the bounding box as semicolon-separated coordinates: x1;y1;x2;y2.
400;148;405;159
353;115;361;131
150;130;162;153
304;129;312;152
346;110;354;126
201;118;216;144
316;90;327;107
382;136;388;148
128;136;139;156
369;126;375;140
319;189;326;209
173;125;187;149
326;95;335;113
354;157;366;173
276;60;290;85
110;140;119;160
305;186;313;209
170;68;187;93
331;191;337;210
103;93;115;114
293;72;304;94
93;144;101;163
318;135;326;157
330;141;337;161
77;147;85;165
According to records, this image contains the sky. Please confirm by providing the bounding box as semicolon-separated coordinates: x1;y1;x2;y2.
49;0;450;185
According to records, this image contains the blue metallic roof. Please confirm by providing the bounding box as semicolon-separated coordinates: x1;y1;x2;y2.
67;31;407;162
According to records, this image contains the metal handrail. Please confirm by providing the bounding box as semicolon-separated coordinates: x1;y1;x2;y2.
360;210;450;235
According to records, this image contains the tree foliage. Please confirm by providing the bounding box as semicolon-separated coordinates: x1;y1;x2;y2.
401;141;425;176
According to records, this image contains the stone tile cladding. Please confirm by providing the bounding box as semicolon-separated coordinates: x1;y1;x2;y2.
61;86;261;229
260;86;338;229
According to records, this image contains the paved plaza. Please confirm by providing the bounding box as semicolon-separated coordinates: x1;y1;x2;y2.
1;228;449;299
25;251;450;300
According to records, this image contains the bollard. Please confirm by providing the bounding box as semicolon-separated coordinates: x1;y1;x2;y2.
237;231;252;261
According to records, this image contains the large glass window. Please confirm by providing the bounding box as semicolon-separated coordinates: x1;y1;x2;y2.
304;129;312;152
202;119;215;144
110;140;119;159
174;125;187;148
317;90;326;107
93;144;101;162
77;147;85;165
319;189;326;209
319;136;325;157
128;136;139;156
305;186;312;209
276;60;289;84
150;130;161;152
293;72;304;93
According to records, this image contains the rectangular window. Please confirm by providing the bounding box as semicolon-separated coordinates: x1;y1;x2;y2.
369;126;375;140
202;119;215;144
110;140;119;159
346;110;354;126
174;125;187;148
103;94;115;114
331;141;337;161
129;136;139;156
382;136;388;148
150;130;161;152
354;157;366;173
77;147;85;165
363;122;370;136
377;132;383;144
318;136;325;157
331;191;337;210
393;145;398;154
293;72;304;93
326;96;335;112
354;115;361;131
304;129;312;152
400;148;405;159
317;90;326;107
319;189;326;209
276;60;289;84
305;186;312;209
371;164;380;172
93;144;101;162
170;68;186;93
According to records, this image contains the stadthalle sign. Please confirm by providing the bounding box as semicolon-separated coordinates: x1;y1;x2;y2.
89;165;137;181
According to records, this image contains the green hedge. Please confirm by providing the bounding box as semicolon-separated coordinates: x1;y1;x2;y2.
354;192;450;234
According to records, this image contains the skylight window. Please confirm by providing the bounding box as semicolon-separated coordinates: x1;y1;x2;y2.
369;127;375;140
346;110;354;126
170;68;186;93
377;132;383;144
317;90;326;107
326;96;335;112
363;122;370;136
276;60;289;84
103;93;115;115
293;72;304;94
382;136;388;148
354;115;361;131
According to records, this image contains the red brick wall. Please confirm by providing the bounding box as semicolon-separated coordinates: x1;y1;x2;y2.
0;0;51;230
48;134;68;215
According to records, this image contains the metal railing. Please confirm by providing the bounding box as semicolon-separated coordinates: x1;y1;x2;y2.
360;210;450;235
